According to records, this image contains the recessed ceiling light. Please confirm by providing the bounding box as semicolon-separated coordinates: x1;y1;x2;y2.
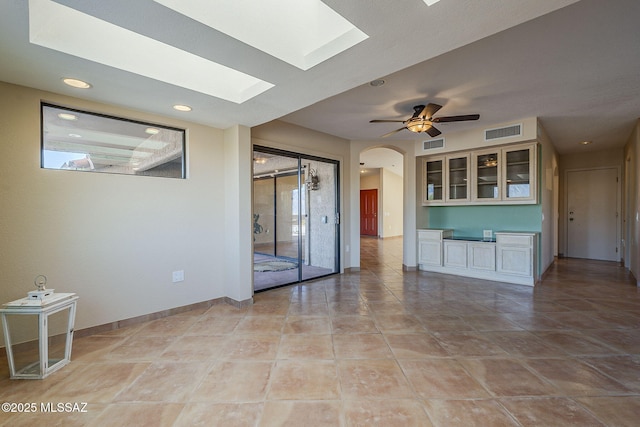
145;127;160;135
62;78;91;89
369;79;385;87
579;140;592;145
58;113;78;120
173;104;192;112
68;133;82;138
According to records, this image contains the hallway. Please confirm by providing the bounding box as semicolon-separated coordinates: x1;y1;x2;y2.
1;238;639;426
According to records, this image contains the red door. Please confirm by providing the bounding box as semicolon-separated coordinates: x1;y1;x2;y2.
360;189;378;236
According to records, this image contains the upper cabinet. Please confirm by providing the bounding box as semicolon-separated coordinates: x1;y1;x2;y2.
423;156;445;203
446;154;470;203
422;142;537;206
503;145;535;202
473;149;500;202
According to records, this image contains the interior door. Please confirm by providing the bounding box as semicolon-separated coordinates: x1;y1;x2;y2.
567;168;619;261
360;189;378;236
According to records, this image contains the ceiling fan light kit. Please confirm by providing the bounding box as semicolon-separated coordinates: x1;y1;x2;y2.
406;117;431;133
370;102;479;138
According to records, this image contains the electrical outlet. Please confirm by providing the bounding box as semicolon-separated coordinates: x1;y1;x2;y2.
172;270;184;283
483;230;493;240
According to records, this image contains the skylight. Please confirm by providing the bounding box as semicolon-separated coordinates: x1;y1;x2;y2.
153;0;369;70
28;0;274;103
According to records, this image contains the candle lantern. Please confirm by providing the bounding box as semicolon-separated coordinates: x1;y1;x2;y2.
0;276;78;379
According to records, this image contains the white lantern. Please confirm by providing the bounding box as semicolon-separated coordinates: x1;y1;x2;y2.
0;276;78;379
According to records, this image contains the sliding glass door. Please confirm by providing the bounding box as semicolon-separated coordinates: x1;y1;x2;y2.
253;147;339;291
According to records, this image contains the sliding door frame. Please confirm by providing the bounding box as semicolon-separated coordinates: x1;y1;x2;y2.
253;145;340;289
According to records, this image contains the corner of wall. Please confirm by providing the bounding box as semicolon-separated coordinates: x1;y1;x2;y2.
623;119;640;282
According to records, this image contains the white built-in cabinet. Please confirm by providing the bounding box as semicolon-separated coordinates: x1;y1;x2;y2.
443;240;468;268
444;240;496;271
423;157;445;203
468;242;496;271
418;229;538;286
422;142;537;206
446;154;471;203
496;232;536;277
417;229;452;266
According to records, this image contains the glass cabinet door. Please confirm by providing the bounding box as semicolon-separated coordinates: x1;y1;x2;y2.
504;146;532;200
446;155;469;202
424;158;444;203
474;151;500;200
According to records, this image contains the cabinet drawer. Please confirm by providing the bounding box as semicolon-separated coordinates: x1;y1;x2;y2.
418;230;443;240
496;234;532;246
418;229;453;240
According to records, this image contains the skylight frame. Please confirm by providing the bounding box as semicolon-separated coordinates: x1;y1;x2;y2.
28;0;274;104
153;0;369;70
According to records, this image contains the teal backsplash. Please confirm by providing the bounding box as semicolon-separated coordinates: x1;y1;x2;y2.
427;205;541;237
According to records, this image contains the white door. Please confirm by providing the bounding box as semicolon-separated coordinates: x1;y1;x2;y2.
567;168;618;261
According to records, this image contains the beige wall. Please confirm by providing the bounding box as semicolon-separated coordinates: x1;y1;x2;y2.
623;120;640;283
360;173;380;191
0;82;234;344
381;168;403;238
414;117;538;157
537;120;560;273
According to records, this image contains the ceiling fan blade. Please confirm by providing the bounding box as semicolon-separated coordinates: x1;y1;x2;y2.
425;125;442;138
370;119;406;123
411;105;425;118
418;103;443;119
381;127;406;138
432;114;480;123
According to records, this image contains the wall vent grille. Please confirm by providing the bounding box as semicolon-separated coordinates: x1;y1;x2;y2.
485;124;522;141
423;138;445;150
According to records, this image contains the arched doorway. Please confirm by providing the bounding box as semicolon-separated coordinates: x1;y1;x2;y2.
359;147;404;239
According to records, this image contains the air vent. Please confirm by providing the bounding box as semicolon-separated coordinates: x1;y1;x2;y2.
484;123;522;141
423;138;445;150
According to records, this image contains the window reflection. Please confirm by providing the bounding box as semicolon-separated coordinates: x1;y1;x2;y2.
41;104;185;178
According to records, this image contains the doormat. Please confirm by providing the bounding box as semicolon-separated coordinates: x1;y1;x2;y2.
254;260;298;272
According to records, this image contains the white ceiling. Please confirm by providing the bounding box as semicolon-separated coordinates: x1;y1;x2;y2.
2;0;638;157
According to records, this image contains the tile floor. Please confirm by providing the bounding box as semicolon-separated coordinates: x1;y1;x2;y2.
1;237;639;426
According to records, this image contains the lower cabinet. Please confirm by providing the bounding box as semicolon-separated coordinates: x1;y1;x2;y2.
468;242;496;271
419;240;443;266
418;229;452;267
443;241;468;268
417;229;538;286
496;232;535;277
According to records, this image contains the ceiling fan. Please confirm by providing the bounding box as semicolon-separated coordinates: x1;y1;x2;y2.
370;103;479;138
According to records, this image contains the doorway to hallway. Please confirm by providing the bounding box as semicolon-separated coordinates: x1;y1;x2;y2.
253;147;340;291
